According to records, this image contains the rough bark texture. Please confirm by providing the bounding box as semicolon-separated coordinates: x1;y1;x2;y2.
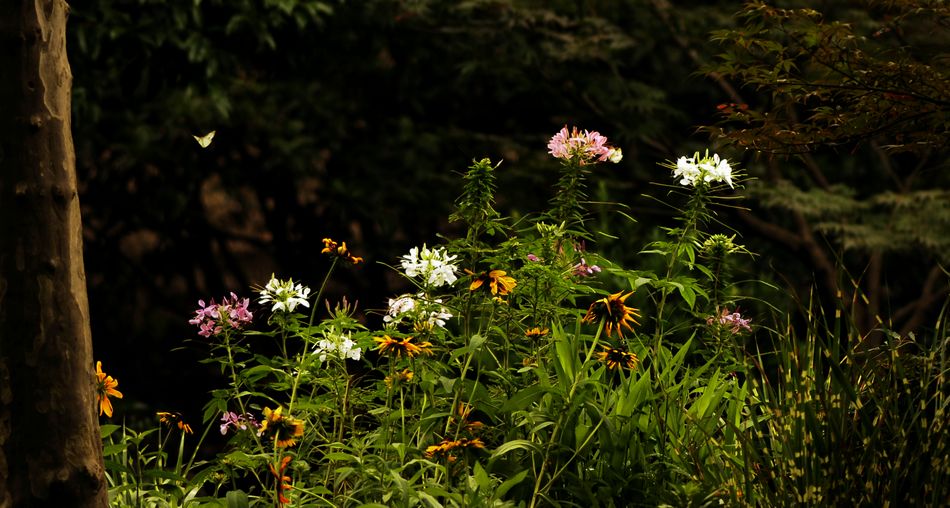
0;1;108;506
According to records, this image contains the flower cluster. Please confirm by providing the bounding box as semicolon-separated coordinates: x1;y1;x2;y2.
400;245;459;288
321;237;364;265
708;308;752;334
671;151;734;188
95;361;123;418
220;411;260;435
314;331;362;363
383;294;453;329
258;275;311;314
189;292;254;338
572;257;602;277
701;234;742;258
547;125;622;165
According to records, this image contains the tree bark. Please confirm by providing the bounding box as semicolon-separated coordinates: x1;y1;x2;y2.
0;1;108;506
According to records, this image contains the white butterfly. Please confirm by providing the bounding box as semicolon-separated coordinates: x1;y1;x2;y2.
193;130;215;148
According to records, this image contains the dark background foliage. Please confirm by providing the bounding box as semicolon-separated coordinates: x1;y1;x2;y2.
69;0;948;422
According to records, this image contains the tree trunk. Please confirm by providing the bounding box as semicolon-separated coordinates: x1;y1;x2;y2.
0;1;108;506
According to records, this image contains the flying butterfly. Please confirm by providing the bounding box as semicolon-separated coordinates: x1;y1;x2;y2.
193;130;216;148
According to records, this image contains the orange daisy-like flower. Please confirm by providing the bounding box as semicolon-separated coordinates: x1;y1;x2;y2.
373;335;433;358
157;411;194;434
424;437;486;462
268;455;293;505
582;291;641;339
384;368;414;389
259;407;305;448
594;346;639;370
524;327;550;340
95;361;123;418
321;237;364;265
466;269;517;296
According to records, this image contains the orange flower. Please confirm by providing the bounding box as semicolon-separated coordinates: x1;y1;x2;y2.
466;269;517;296
95;361;123;417
268;455;293;505
260;407;305;448
594;346;639;370
524;327;550;340
582;291;640;339
374;335;433;358
384;368;414;389
321;238;364;265
157;411;194;434
453;402;485;433
424;437;486;462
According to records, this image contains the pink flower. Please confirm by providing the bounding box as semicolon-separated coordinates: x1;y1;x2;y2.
572;258;602;277
190;293;254;337
708;308;752;334
220;411;260;435
527;254;541;262
547;126;622;165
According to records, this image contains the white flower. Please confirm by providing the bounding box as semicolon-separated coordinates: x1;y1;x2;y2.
383;295;417;326
383;293;453;329
701;153;734;188
314;332;362;362
426;302;453;328
671;152;734;188
399;244;459;288
673;155;701;186
606;147;623;164
258;274;311;313
337;336;362;361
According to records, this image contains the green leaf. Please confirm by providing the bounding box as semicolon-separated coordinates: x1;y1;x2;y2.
678;284;696;308
225;490;249;508
417;491;444;508
473;461;491;491
499;385;553;413
100;424;121;438
102;443;126;457
141;469;186;482
489;439;542;463
495;469;529;499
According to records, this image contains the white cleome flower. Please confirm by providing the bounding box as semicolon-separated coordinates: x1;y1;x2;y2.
426;300;453;328
383;295;417;326
672;152;734;189
258;274;312;313
674;155;701;186
399;244;459;288
383;293;453;329
314;332;362;362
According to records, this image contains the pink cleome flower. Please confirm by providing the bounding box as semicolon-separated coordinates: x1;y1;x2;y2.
572;258;602;277
189;292;253;337
547;126;622;165
220;411;260;435
707;308;752;334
